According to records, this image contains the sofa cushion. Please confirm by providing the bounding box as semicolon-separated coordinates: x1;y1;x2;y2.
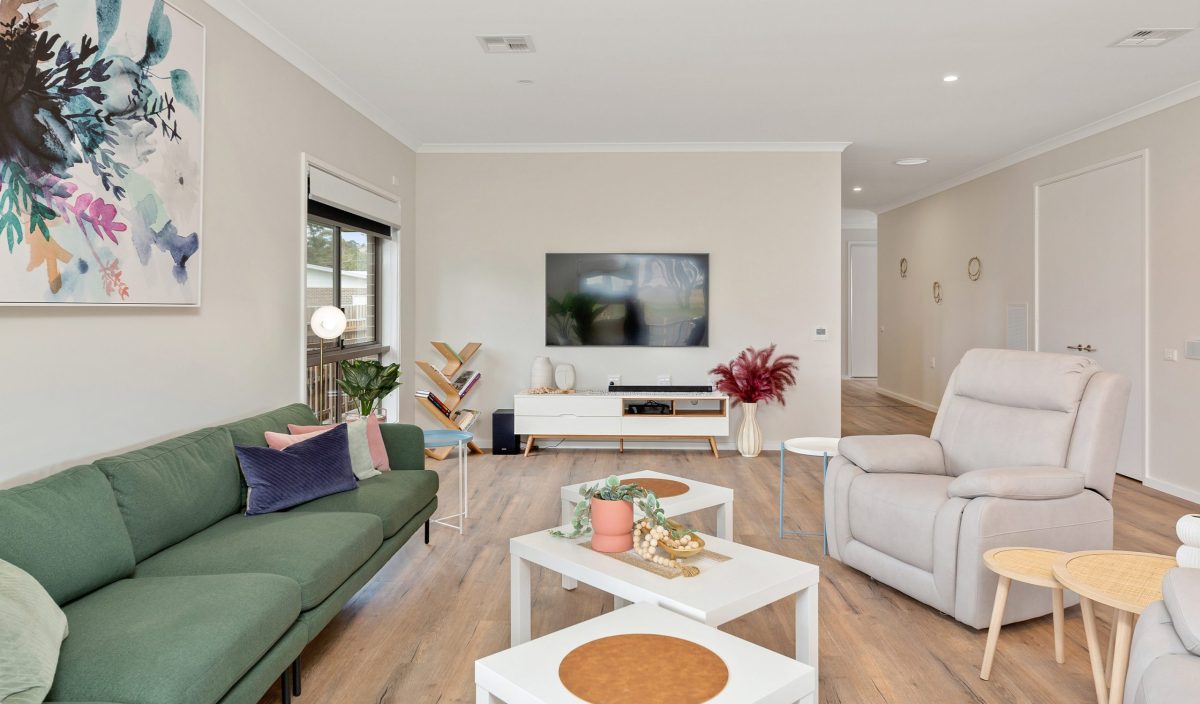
0;559;69;704
1163;568;1200;656
947;466;1084;500
134;512;382;609
268;419;379;480
0;466;135;604
849;473;955;572
291;469;439;537
95;427;241;562
50;574;300;704
223;403;320;449
236;424;359;515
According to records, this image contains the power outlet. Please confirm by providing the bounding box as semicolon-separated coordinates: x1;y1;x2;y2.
929;357;937;369
657;374;672;386
607;374;621;388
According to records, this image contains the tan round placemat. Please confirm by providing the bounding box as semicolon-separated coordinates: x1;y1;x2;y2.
559;634;728;704
621;477;690;498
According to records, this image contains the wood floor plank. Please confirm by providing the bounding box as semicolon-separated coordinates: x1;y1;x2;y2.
256;379;1195;703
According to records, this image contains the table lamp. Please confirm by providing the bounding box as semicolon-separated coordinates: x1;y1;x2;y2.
309;306;347;423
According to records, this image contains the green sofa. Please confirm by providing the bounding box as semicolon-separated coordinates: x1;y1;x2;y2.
0;404;437;704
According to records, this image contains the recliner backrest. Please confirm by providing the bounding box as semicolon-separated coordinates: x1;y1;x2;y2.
932;349;1113;490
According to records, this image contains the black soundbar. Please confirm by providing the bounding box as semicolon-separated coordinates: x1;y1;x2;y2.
607;384;713;393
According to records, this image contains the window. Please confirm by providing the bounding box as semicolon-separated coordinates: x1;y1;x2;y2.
305;200;390;420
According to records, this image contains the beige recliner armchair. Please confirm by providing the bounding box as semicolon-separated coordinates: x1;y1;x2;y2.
825;348;1131;628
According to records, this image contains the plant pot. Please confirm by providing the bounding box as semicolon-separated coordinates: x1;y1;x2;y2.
531;356;554;388
1177;514;1200;546
590;497;634;553
736;402;763;458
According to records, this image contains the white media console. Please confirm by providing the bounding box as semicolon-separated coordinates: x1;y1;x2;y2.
513;390;730;457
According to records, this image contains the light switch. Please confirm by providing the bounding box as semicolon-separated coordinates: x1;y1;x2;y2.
1165;349;1179;362
930;357;937;369
813;326;829;341
657;374;671;386
1187;341;1200;360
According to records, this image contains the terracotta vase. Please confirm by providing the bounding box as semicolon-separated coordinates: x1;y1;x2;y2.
736;402;763;458
590;497;634;553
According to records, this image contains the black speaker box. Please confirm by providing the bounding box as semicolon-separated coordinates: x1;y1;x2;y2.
492;409;520;455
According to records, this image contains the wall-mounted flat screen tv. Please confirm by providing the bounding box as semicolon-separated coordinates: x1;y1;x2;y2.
546;253;709;347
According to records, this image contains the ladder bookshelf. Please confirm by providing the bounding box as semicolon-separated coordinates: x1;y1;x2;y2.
416;341;484;460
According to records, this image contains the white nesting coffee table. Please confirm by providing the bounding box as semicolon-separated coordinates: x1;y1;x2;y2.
509;528;820;679
478;602;815;703
560;470;734;591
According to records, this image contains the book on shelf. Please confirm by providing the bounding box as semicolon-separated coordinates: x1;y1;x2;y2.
451;408;480;431
415;390;451;417
451;369;481;397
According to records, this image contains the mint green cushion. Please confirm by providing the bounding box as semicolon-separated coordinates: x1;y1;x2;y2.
0;559;69;704
134;512;382;609
291;469;438;537
224;404;320;448
50;574;299;704
378;422;427;470
0;466;135;604
96;428;242;562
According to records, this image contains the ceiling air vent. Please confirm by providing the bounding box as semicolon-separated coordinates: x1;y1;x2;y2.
1111;28;1192;47
477;35;535;54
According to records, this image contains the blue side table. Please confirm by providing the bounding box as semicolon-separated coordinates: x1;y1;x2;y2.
424;429;473;534
779;437;840;554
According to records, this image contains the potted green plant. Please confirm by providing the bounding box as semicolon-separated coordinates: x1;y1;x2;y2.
551;476;648;552
337;359;403;419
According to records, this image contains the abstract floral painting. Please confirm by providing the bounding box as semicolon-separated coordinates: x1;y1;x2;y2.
0;0;203;305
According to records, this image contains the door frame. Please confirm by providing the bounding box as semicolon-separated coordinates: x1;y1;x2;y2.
846;240;878;379
1033;149;1150;480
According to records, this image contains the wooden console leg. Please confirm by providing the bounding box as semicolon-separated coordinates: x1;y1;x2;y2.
524;437;536;457
709;437;719;458
619;438;624;453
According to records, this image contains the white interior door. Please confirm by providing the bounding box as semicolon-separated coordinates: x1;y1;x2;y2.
1036;153;1146;479
848;242;878;378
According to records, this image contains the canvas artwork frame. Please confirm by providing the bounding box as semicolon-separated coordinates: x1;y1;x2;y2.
0;0;205;306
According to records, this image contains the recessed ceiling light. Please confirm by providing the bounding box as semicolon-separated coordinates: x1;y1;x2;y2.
943;74;959;82
852;186;863;192
895;158;929;166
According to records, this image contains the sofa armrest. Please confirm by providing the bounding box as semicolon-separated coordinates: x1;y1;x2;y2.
1164;568;1200;656
947;466;1085;500
838;434;946;474
379;423;426;470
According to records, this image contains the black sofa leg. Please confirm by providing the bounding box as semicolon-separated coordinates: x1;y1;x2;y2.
280;671;291;704
292;656;301;696
425;519;430;544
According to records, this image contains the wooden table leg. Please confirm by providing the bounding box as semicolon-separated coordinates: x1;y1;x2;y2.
1105;606;1117;680
1052;587;1066;664
523;436;536;457
1080;597;1109;704
980;575;1010;680
1108;610;1134;704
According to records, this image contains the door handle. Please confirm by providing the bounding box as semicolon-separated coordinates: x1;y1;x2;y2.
1067;344;1097;352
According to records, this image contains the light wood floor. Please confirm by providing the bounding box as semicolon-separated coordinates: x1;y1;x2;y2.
259;380;1196;704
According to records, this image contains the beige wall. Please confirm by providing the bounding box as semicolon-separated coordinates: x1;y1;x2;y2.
879;96;1200;500
0;0;416;487
415;151;843;448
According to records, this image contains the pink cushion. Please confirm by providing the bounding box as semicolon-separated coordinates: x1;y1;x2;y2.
265;427;328;450
289;414;389;470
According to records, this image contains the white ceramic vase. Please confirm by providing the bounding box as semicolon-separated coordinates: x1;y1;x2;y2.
736;402;763;458
531;356;554;388
1177;546;1200;569
554;363;576;390
1176;514;1200;547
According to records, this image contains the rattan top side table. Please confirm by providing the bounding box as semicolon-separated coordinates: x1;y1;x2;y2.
979;548;1067;681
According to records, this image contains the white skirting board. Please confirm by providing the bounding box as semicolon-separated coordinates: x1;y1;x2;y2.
874;386;940;413
1144;477;1200;505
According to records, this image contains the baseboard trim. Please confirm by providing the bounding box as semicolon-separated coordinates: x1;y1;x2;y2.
875;386;940;413
1143;476;1200;505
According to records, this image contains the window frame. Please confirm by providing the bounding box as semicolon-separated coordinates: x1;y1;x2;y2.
305;213;386;365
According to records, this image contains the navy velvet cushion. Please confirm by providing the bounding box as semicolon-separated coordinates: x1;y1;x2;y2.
235;423;357;515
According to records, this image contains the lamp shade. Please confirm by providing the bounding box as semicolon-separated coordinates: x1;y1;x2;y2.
309;306;347;340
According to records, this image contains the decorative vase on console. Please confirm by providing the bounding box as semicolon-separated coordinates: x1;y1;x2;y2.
531;356;554;388
709;344;799;458
1177;514;1200;568
555;363;576;391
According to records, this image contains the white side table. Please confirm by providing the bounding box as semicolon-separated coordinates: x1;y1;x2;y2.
779;437;840;553
424;429;473;534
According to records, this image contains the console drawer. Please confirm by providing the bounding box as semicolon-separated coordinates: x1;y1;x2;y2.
514;416;622;436
514;396;621;417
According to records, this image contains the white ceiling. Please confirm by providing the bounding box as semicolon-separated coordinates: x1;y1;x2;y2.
219;0;1200;212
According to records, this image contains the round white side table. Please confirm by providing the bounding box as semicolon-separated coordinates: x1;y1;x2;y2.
779;437;840;554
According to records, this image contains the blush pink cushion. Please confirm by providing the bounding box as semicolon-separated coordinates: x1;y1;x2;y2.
289;414;390;470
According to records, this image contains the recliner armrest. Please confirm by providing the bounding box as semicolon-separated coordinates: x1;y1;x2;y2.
947;466;1084;500
838;435;946;475
1164;568;1200;656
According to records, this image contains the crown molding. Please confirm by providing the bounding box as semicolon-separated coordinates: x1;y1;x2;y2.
205;0;422;150
417;141;851;154
877;78;1200;214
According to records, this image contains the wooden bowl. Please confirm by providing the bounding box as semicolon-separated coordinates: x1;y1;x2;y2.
657;521;705;559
